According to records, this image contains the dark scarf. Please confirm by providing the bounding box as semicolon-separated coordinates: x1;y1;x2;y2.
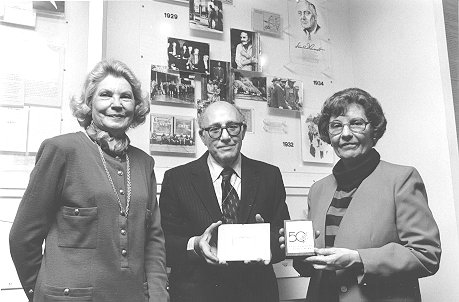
332;148;381;190
86;121;130;157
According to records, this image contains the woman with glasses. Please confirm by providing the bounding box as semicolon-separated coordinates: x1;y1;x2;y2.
281;88;441;302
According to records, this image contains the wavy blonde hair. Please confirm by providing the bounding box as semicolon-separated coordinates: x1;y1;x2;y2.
70;59;149;128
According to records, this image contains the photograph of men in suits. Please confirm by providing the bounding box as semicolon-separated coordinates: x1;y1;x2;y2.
160;101;290;302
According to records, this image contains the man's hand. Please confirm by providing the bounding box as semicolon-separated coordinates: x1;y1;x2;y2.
194;221;223;265
304;247;362;271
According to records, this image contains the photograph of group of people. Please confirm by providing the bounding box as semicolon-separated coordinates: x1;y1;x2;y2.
150;113;196;154
150;65;196;106
189;0;223;32
267;76;303;111
300;109;333;163
167;37;210;75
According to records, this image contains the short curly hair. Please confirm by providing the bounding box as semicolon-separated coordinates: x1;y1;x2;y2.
317;88;387;145
70;59;149;129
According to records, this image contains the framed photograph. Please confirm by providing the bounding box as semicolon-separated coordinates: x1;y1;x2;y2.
150;114;196;155
239;107;254;133
252;8;282;36
209;59;230;102
287;0;331;72
232;70;267;102
167;37;210;75
300;108;334;163
150;65;196;106
189;0;223;33
267;76;303;111
230;28;261;72
155;0;189;5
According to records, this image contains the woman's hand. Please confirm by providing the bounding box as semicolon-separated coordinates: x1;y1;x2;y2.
305;247;362;271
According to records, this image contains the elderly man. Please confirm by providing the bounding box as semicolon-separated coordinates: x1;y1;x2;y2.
160;101;290;302
297;0;320;40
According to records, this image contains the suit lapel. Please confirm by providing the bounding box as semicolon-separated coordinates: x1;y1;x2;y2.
190;153;222;221
239;155;260;223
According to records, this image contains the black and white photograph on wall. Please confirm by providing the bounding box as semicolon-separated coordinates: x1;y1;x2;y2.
287;0;331;74
232;70;267;102
230;28;261;72
209;60;230;102
252;8;282;37
239;107;254;133
150;113;196;155
167;37;210;74
300;108;334;163
150;65;196;106
189;0;223;33
33;1;65;16
267;76;303;111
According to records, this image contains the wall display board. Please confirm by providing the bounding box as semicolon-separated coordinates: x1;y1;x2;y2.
232;70;267;102
189;0;223;33
252;8;282;37
300;108;334;163
133;0;336;175
230;28;261;72
267;76;303;111
287;0;331;75
167;37;210;74
150;113;196;155
150;65;197;106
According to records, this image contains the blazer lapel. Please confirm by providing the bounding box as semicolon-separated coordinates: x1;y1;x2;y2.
239;155;260;223
190;153;222;221
334;162;382;248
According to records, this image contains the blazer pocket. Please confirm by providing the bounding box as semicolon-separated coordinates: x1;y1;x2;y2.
57;206;98;249
43;284;93;301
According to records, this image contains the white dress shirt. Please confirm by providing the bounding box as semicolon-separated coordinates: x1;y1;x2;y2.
187;153;242;253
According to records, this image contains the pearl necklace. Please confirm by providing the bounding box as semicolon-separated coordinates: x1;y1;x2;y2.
97;144;132;217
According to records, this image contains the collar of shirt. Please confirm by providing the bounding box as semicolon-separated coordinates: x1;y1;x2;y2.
207;153;242;209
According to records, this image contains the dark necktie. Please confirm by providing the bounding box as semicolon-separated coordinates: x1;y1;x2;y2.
221;167;240;224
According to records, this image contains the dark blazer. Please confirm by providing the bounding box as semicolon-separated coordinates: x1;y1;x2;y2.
294;160;441;302
160;152;290;302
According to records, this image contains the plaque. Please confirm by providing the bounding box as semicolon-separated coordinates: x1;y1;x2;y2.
217;223;271;262
284;220;315;257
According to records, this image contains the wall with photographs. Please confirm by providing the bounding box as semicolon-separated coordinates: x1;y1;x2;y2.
105;0;354;189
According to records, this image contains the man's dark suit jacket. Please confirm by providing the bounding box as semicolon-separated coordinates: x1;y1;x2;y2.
160;152;290;302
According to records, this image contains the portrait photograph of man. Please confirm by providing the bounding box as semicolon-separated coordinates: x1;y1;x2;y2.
287;0;330;73
230;28;261;72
